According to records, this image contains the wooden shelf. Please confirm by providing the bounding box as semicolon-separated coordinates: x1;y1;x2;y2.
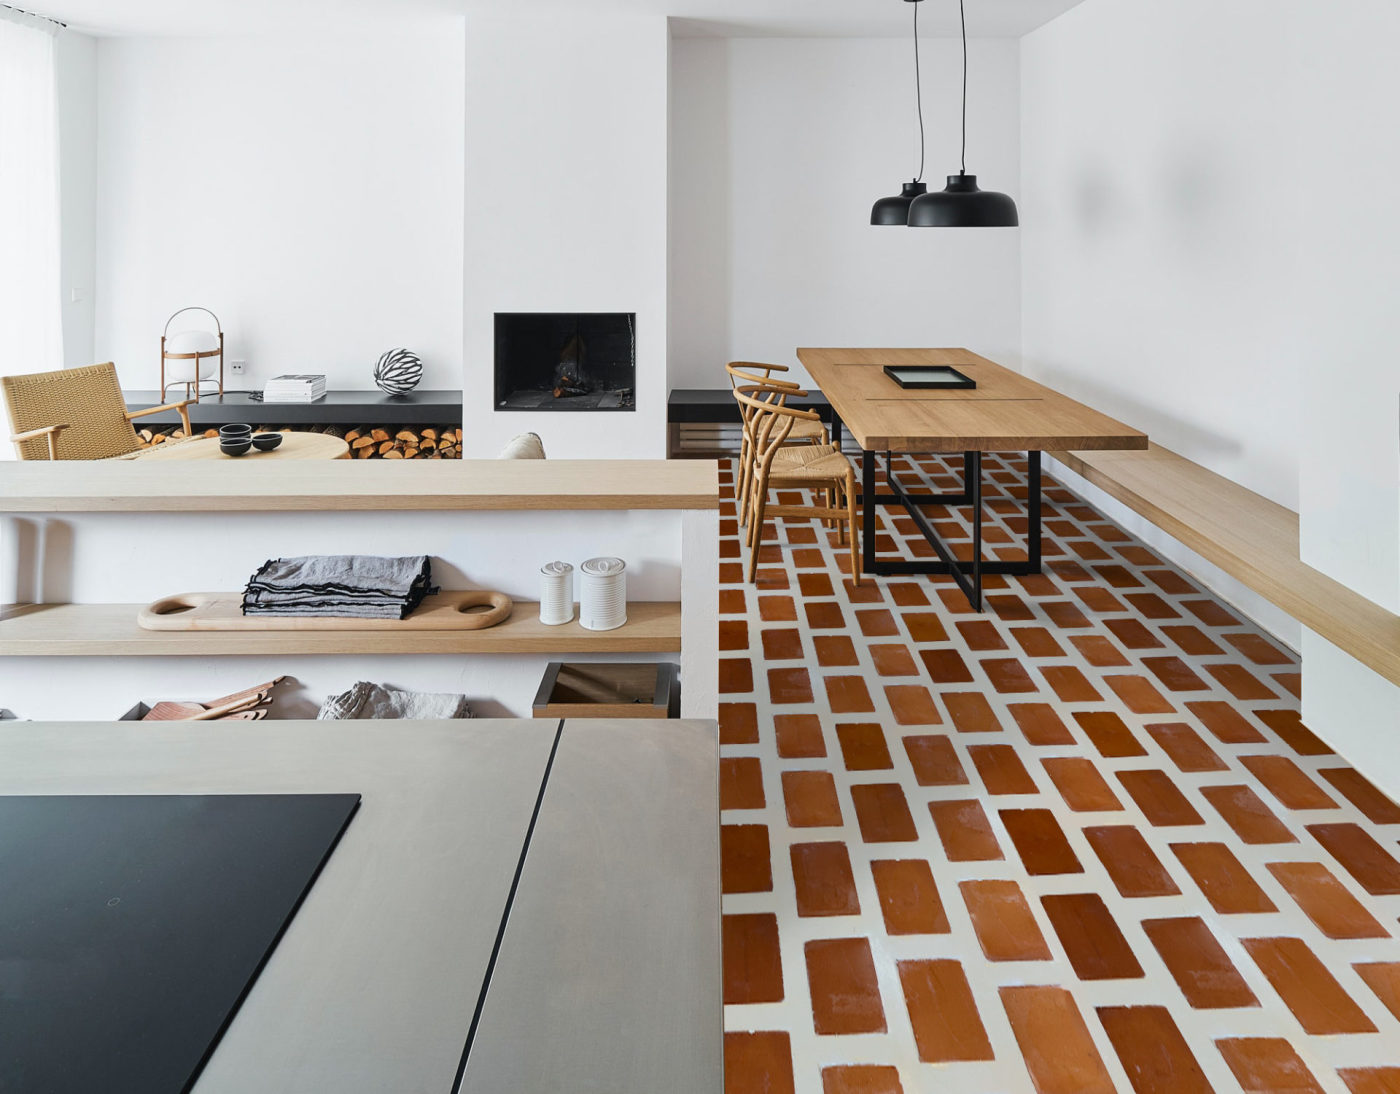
1053;444;1400;688
0;459;719;513
0;601;681;657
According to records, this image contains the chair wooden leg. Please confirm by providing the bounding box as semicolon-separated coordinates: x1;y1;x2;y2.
747;488;768;582
846;469;861;586
737;441;752;526
834;481;846;545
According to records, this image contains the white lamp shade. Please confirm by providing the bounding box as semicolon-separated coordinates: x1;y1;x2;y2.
164;328;220;381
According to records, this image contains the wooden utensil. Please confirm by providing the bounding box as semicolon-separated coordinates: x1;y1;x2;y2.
141;677;286;721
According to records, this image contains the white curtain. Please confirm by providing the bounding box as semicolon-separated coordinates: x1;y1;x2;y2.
0;7;63;382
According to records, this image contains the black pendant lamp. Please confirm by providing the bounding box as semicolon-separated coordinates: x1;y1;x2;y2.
908;0;1018;227
870;0;928;226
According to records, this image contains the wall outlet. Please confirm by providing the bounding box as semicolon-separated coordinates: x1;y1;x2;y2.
230;360;246;376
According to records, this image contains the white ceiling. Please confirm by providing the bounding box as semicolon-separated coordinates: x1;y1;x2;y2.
24;0;1088;40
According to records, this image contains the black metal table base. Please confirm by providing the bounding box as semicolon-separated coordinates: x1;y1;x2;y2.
860;449;1042;611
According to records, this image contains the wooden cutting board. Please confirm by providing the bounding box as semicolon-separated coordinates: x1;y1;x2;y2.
138;591;514;631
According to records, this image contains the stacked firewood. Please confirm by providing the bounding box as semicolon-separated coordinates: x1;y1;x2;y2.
134;423;462;458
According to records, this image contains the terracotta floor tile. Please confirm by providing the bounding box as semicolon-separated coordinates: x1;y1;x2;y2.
758;595;797;622
942;692;1002;733
1104;674;1175;714
1318;767;1400;824
928;799;1003;861
868;644;918;677
791;841;861;918
719;658;755;694
1274;671;1303;699
967;744;1038;794
919;648;974;684
1009;702;1076;745
1307;823;1400;895
1116;769;1205;826
724;1032;794;1094
719;562;745;586
1104;617;1165;649
721;824;773;894
1160;624;1224;657
1043;758;1124;812
1000;808;1083;875
1042;665;1103;702
1083;826;1181;897
782;770;844;828
1000;986;1117;1094
835;723;892;771
1187;699;1267;743
1201;785;1298;844
760;627;804;661
1224;632;1294;665
1140;655;1210;692
798;571;835;598
856;609;899;637
1098;1005;1213;1094
1255;709;1332;756
902;735;968;786
1142;916;1259;1008
1339;1068;1400;1094
806;938;887;1035
1094;563;1141;588
850;784;918;843
883;685;941;725
824;675;874;714
720;756;766;811
956;619;1008;651
719;619;750;651
989;594;1036;622
1266;861;1389;939
1241;937;1377;1034
1354;961;1400;1023
774;713;826;758
1145;722;1227;773
843;577;884;604
1216;1037;1325;1094
898;960;993;1063
1043;600;1092;628
982;657;1039;693
719;702;759;745
1042;893;1144;979
1070;634;1132;667
870;859;949;935
902;612;948;643
1207;662;1278;701
959;879;1052;960
718;588;746;615
1170;841;1278;913
1124;592;1180;620
821;1065;904;1094
1240;755;1339;811
767;667;814;704
888;582;930;607
1075;711;1147;757
723;913;784;1004
804;602;847;630
1183;598;1240;627
814;634;860;667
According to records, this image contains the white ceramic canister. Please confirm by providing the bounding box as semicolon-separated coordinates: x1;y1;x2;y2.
578;556;627;631
539;561;575;625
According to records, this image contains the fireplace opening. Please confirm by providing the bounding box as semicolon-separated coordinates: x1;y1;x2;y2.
494;312;636;411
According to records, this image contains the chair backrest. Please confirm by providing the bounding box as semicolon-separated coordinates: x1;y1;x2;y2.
2;362;139;460
733;386;821;472
726;362;805;446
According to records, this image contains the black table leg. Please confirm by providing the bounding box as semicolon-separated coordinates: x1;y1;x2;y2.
969;450;983;611
1028;450;1042;571
861;449;877;577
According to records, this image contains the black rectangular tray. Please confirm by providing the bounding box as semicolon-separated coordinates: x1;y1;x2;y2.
882;365;977;389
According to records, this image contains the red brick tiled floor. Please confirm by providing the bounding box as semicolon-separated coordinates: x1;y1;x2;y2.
719;453;1400;1094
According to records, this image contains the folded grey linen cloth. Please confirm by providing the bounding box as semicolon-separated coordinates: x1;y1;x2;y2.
318;681;473;720
243;555;436;619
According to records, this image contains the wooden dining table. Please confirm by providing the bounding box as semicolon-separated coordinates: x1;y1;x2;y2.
797;347;1147;609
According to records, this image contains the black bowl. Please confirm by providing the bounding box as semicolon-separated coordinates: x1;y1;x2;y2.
219;423;253;438
220;439;252;457
252;432;283;452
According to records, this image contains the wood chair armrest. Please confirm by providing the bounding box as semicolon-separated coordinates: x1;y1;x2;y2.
10;423;70;460
127;398;193;435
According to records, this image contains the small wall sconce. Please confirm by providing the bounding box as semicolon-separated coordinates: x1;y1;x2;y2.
161;307;224;402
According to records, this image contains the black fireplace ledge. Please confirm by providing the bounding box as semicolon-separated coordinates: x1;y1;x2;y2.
668;388;833;424
123;389;464;428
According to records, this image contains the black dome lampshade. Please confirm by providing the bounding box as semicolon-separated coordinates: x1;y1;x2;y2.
871;181;928;225
908;173;1018;227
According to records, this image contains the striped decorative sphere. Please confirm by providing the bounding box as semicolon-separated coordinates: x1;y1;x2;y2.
374;348;423;395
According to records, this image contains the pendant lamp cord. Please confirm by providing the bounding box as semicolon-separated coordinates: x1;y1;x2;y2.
913;0;925;183
959;0;968;175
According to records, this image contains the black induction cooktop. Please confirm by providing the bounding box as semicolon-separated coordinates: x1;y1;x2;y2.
0;793;361;1093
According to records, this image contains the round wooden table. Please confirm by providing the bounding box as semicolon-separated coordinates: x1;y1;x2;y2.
132;432;351;461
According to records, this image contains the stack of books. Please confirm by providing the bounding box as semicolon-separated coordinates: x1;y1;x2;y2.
262;374;327;402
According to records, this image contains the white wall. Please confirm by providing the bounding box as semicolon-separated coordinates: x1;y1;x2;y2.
668;35;1021;391
93;28;465;392
463;10;670;458
55;28;97;369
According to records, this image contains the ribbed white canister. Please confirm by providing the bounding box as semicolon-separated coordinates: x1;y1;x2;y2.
578;556;627;631
538;561;574;625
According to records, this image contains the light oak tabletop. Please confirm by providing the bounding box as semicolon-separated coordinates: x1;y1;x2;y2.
797;347;1148;454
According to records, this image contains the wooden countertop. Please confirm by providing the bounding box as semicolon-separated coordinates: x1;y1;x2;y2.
0;459;720;512
797;347;1148;453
